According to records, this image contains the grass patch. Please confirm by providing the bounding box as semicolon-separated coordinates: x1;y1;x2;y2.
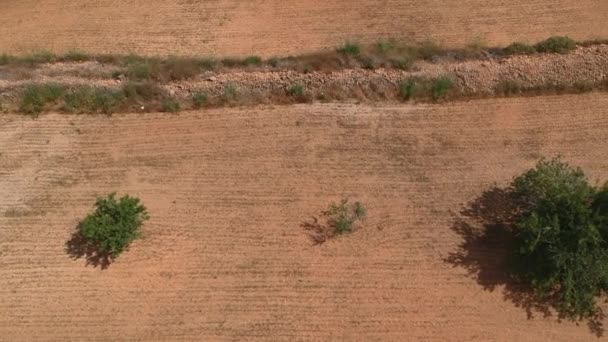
243;56;262;66
0;54;11;65
63;87;125;114
399;79;417;100
126;61;153;80
287;84;304;97
534;36;576;54
495;79;524;96
325;199;366;235
376;39;395;54
431;76;453;101
62;50;90;62
161;97;180;113
416;40;441;60
192;91;207;108
19;83;65;115
337;41;361;55
224;83;237;100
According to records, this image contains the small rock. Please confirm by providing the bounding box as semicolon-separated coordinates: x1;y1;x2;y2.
207;76;217;82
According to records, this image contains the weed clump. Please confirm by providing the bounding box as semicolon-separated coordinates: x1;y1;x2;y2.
337;42;361;56
431;76;453;101
19;83;65;115
534;36;576;54
503;42;536;55
192;91;207;108
399;79;417;100
161;97;180;113
325;199;367;235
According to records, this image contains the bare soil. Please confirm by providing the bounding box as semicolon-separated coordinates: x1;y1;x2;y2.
1;93;607;341
1;1;607;57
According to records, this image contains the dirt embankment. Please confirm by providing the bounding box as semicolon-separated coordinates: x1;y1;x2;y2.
1;45;607;111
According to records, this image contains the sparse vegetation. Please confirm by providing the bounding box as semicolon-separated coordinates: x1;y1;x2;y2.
192;91;207;108
431;76;453;101
161;97;180;113
509;158;608;319
243;56;262;66
126;60;153;80
224;83;237;100
19;83;66;115
376;39;395;54
325;199;367;234
63;87;124;114
534;36;576;54
63;50;90;62
337;41;361;55
399;79;416;100
79;193;149;258
287;84;304;97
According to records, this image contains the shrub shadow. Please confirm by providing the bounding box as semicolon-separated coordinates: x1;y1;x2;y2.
445;186;604;337
300;216;335;245
65;229;113;269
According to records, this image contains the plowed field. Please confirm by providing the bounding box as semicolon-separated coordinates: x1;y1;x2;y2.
1;0;607;56
1;93;607;341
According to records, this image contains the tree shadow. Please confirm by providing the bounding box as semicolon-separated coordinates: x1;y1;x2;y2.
65;229;113;269
300;216;336;245
445;186;604;337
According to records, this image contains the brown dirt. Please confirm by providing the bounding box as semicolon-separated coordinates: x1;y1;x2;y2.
1;1;607;57
1;93;607;341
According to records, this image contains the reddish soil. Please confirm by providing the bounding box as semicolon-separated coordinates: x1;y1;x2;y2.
1;94;607;341
1;1;607;57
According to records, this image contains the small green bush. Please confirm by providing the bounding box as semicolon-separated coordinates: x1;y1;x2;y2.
79;193;149;257
376;39;395;53
161;97;181;113
122;81;165;101
510;158;608;319
503;42;536;55
399;79;416;100
287;84;304;97
243;56;262;66
337;42;361;55
325;199;366;234
19;83;66;115
534;36;576;54
192;92;207;108
126;61;152;80
431;76;453;101
224;83;237;100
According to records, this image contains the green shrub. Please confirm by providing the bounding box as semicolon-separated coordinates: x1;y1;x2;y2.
375;39;395;53
161;97;180;113
63;87;125;114
287;84;304;97
534;36;576;54
510;158;608;319
19;83;65;114
243;56;262;66
399;79;416;100
431;76;453;101
503;42;536;55
126;61;152;80
337;42;361;55
79;193;149;257
224;83;237;100
325;199;367;234
192;91;207;108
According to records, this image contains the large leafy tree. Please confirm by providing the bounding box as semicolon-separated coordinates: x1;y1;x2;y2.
510;158;608;318
79;193;149;257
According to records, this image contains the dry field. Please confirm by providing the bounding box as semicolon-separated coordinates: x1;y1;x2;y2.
1;93;607;341
1;0;607;57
